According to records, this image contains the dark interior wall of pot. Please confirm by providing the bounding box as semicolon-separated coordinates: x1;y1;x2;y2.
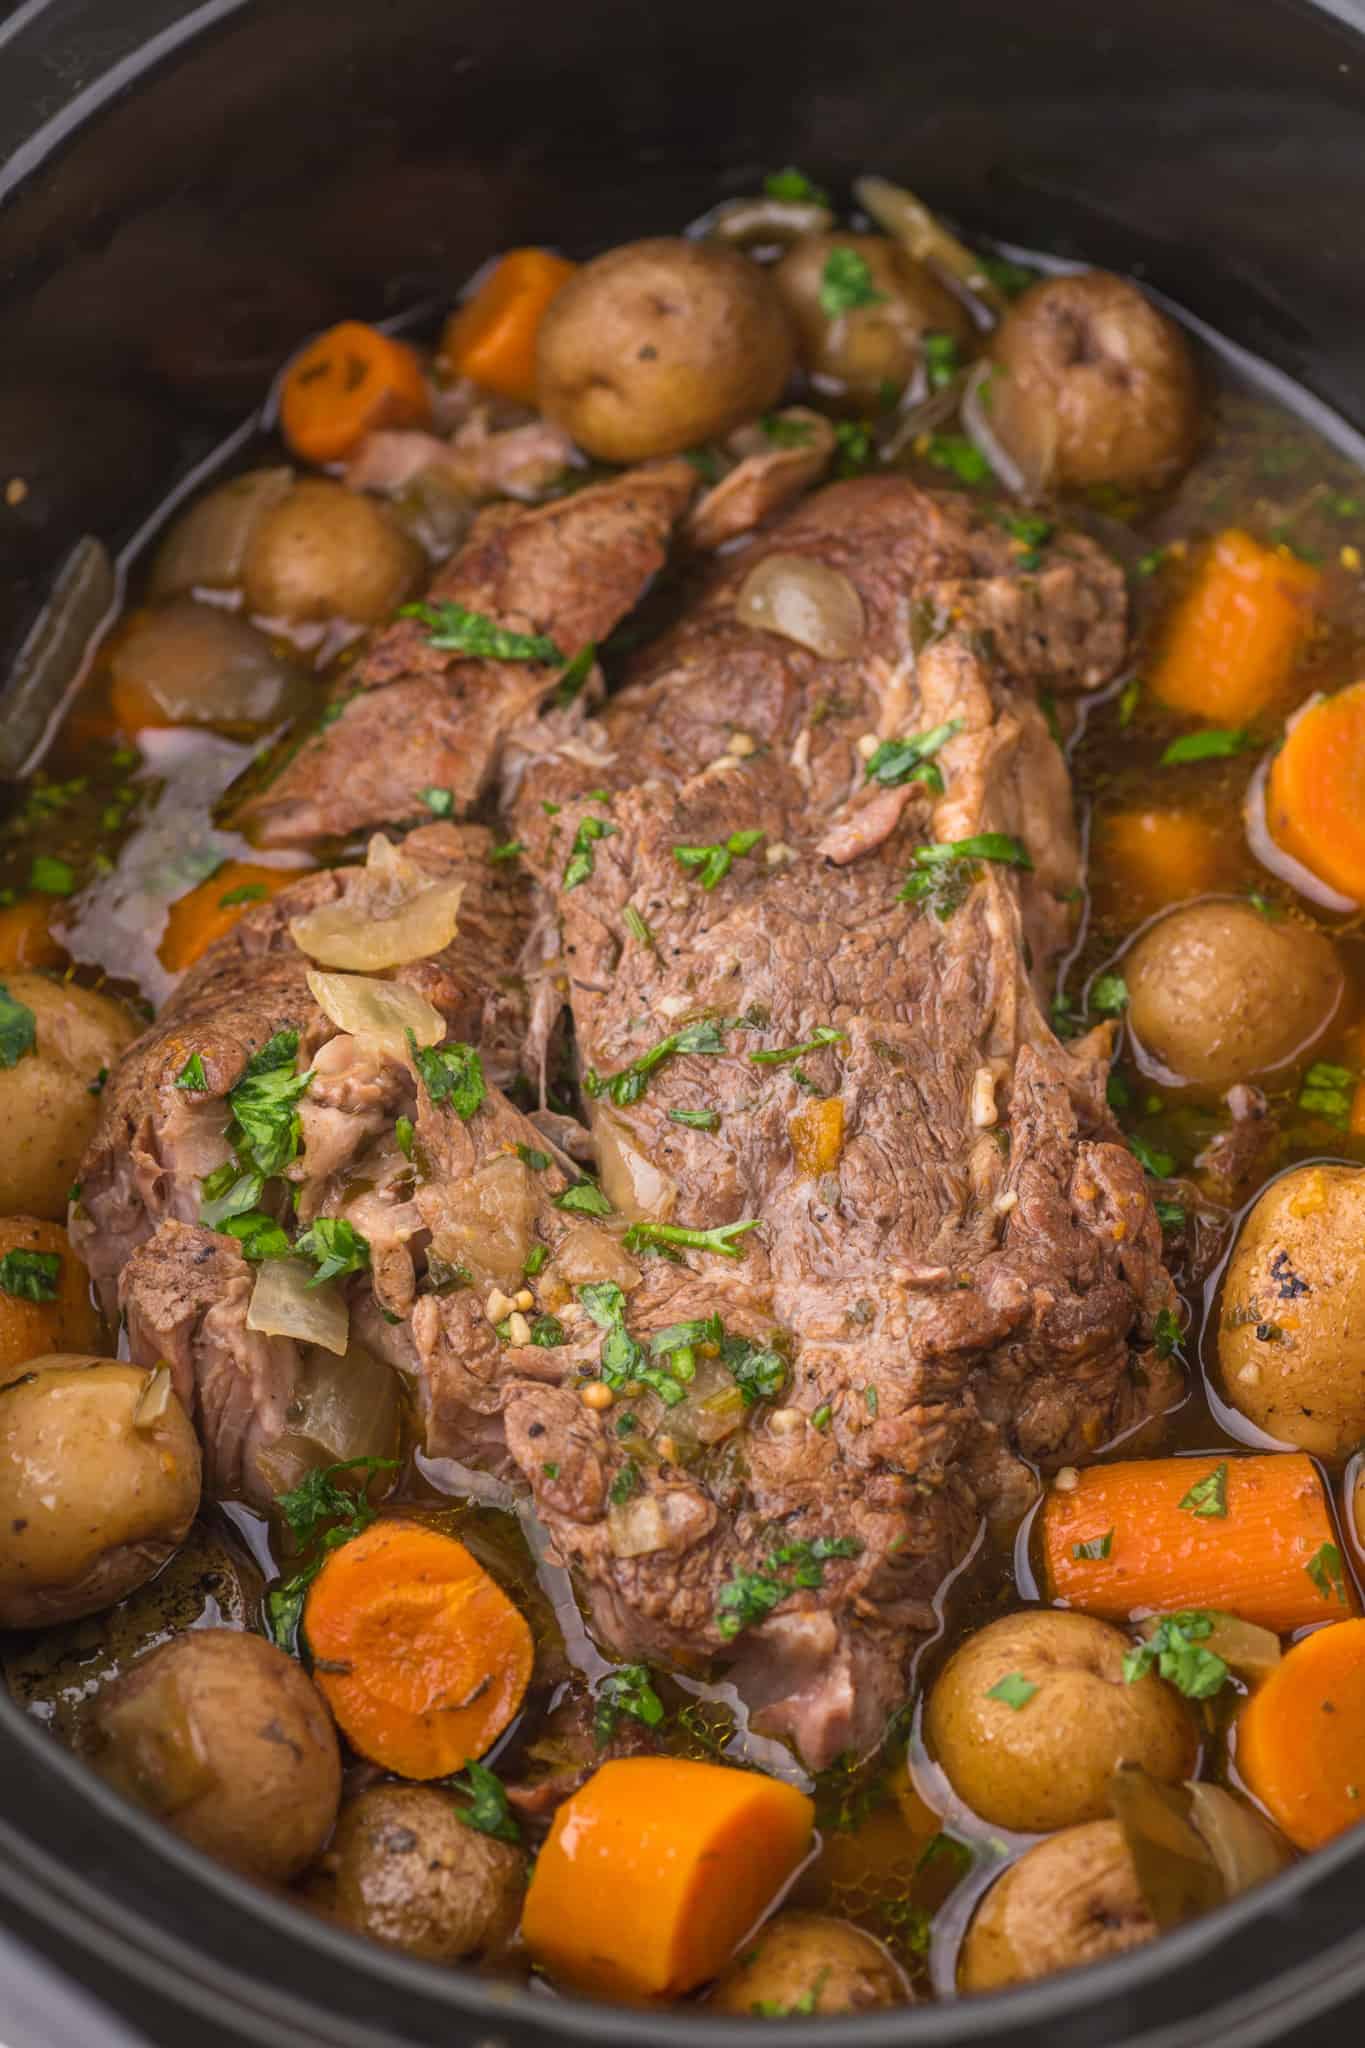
3;0;1365;685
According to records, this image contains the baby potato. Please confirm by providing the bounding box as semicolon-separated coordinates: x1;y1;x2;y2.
924;1611;1196;1834
1219;1163;1365;1456
960;1821;1156;1992
109;598;311;734
0;1356;200;1627
0;1217;102;1372
772;233;970;408
327;1783;525;1962
242;478;424;625
1124;899;1342;1098
989;270;1199;489
91;1628;340;1883
0;972;137;1220
535;237;794;463
709;1910;908;2016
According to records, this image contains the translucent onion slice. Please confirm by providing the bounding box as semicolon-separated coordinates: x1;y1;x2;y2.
252;1340;401;1499
1108;1763;1225;1931
854;174;1008;325
1244;739;1358;912
1185;1782;1294;1895
306;968;445;1056
607;1493;671;1558
593;1113;678;1222
246;1257;349;1356
961;361;1055;502
289;834;465;969
736;552;866;658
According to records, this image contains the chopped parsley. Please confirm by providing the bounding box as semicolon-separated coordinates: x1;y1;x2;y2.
673;828;764;892
176;1053;208;1092
1307;1540;1348;1605
716;1535;862;1639
30;854;75;896
419;786;455;818
0;985;35;1069
1179;1462;1229;1519
669;1107;720;1131
218;881;268;907
579;1281;684;1406
265;1455;397;1650
899;834;1032;916
1129;1133;1176;1179
923;331;961;392
585;1018;728;1106
554;642;597;708
554;1180;613;1217
819;247;885;317
1153;1307;1184;1359
594;1663;666;1746
563;814;618;891
811;1402;832;1431
221;1211;292;1262
763;166;829;205
399;599;563;665
523;1243;548;1277
622;1217;760;1260
294;1216;370;1287
1071;1530;1114;1562
516;1142;552;1171
0;1248;61;1301
529;1314;566;1347
865;718;962;794
1123;1612;1229;1699
449;1759;521;1843
394;1115;414;1159
833;420;875;478
760;412;819;449
201;1032;311;1229
1298;1060;1354;1130
1089;973;1129;1017
1155;1200;1186;1232
408;1034;486;1120
1161;727;1256;766
623;905;655;948
749;1025;846;1067
609;1460;641;1505
923;433;990;486
985;1672;1038;1710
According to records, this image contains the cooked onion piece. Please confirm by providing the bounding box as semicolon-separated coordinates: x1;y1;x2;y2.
253;1340;401;1499
306;969;445;1056
289;835;464;969
1184;1783;1293;1893
961;361;1056;500
593;1114;678;1221
736;553;865;658
246;1258;349;1356
854;174;1008;324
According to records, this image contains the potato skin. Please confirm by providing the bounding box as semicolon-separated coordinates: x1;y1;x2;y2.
0;1218;102;1373
990;271;1199;489
925;1611;1196;1834
242;479;423;625
91;1629;340;1882
0;973;137;1220
327;1783;525;1961
109;598;310;732
1219;1163;1365;1456
0;1357;200;1627
709;1910;908;2016
772;233;970;408
1124;899;1342;1097
960;1821;1156;1992
536;237;794;463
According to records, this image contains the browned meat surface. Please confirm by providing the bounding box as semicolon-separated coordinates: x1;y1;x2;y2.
235;460;696;846
685;409;836;550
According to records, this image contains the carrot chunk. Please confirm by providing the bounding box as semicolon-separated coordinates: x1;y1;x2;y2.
1266;679;1365;904
1237;1619;1365;1848
1042;1453;1356;1634
789;1096;845;1176
439;249;577;405
158;861;305;975
280;320;431;466
1095;808;1224;921
304;1518;533;1781
1150;529;1318;724
521;1756;813;2001
0;897;65;970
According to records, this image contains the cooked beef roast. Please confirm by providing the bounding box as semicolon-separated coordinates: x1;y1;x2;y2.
76;473;1180;1768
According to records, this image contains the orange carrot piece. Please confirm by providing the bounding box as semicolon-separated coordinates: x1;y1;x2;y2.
1237;1619;1365;1848
521;1756;814;2001
1150;529;1318;724
0;897;64;970
789;1096;845;1176
279;320;430;466
304;1518;533;1781
1266;679;1365;904
1043;1453;1356;1633
0;1217;103;1373
1095;808;1224;921
439;249;577;406
158;861;305;975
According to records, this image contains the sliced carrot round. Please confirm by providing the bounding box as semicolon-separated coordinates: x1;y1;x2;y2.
1095;808;1223;920
303;1518;533;1781
158;861;304;974
1266;681;1365;903
439;248;577;405
1237;1618;1365;1848
279;320;431;466
1150;528;1318;725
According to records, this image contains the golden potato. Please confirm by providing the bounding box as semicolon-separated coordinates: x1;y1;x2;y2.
959;1822;1156;1992
536;237;794;463
925;1611;1196;1834
1125;900;1342;1097
91;1629;340;1882
989;271;1199;489
326;1783;525;1962
772;233;970;408
0;1217;102;1372
709;1910;908;2016
149;466;293;597
0;1357;200;1627
0;973;137;1219
242;479;423;625
1219;1163;1365;1456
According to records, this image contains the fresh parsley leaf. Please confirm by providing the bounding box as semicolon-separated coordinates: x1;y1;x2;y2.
760;412;818;448
554;642;597;708
230;1031;311;1179
294;1216;370;1287
1153;1306;1184;1359
199;1158;266;1228
529;1314;566;1347
668;1106;720;1130
419;786;455;818
555;1181;613;1217
563;813;618;891
218;882;268;907
819;247;885;317
523;1243;548;1277
1129;1132;1176;1179
1298;1060;1355;1130
608;1460;641;1507
1123;1612;1229;1699
672;829;764;892
923;331;961;391
622;1218;760;1260
720;1332;788;1406
0;1248;61;1301
1090;973;1129;1017
516;1142;552;1172
175;1053;208;1092
408;1034;486;1120
763;166;829;205
899;834;1032;914
749;1025;846;1067
986;1672;1039;1710
449;1759;521;1843
594;1663;666;1746
1155;1199;1186;1231
923;434;990;486
30;854;75;896
623;905;655;948
579;1282;683;1406
1307;1540;1348;1605
1071;1530;1114;1562
0;984;36;1068
865;719;962;792
1179;1462;1229;1519
274;1456;396;1548
399;600;563;665
489;839;522;864
222;1211;293;1262
1161;727;1256;765
716;1534;862;1639
394;1115;414;1160
833;420;875;478
586;1018;729;1106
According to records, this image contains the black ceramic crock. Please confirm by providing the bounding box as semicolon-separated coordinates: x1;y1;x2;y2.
4;0;1365;2040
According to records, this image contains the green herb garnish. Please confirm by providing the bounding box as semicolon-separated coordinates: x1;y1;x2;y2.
1071;1530;1114;1562
622;1218;760;1260
865;719;962;794
294;1216;370;1287
563;814;618;891
1307;1540;1348;1605
449;1759;521;1843
419;786;455;818
399;600;563;665
819;247;885;317
0;984;36;1069
986;1672;1039;1710
1161;727;1256;766
176;1053;208;1092
0;1249;61;1301
673;829;764;892
585;1018;729;1106
408;1034;486;1120
1179;1462;1229;1519
749;1025;846;1067
593;1663;666;1746
1123;1612;1229;1699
